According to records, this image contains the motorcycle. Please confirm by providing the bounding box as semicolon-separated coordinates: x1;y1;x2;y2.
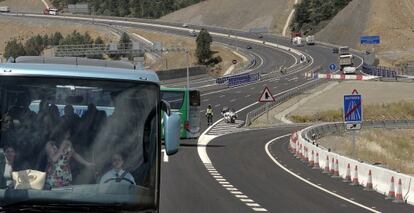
221;107;238;123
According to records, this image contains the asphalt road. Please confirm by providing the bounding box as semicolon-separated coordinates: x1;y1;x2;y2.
207;128;414;213
1;13;390;213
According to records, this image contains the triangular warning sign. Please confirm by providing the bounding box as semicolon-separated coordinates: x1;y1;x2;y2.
259;87;275;102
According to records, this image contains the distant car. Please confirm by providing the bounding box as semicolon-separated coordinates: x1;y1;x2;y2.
258;34;263;38
246;45;252;49
190;30;197;37
182;23;189;28
343;66;356;74
332;47;339;53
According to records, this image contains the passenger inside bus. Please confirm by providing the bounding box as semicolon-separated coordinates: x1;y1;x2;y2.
0;84;155;190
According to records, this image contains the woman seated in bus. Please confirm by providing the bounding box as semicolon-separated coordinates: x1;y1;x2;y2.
44;129;95;189
99;152;135;185
0;144;17;189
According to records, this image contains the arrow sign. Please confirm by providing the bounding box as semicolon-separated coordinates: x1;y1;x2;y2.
259;87;275;102
329;64;336;71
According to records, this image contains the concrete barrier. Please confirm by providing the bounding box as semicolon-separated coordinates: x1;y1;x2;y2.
289;123;414;205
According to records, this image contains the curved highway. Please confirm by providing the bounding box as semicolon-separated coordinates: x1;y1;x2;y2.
1;13;401;213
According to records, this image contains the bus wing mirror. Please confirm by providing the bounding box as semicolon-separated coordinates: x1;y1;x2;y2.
163;111;181;155
161;100;171;116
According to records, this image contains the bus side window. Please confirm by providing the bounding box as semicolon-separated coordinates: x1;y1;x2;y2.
189;90;200;106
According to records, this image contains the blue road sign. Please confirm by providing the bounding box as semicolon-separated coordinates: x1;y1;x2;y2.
344;95;362;123
360;36;380;45
329;64;336;71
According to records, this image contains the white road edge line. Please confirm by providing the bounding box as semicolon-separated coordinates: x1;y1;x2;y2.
264;134;381;213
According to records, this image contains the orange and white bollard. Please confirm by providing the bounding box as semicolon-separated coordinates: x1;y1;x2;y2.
329;158;335;175
343;163;351;182
308;150;314;167
350;165;359;186
323;156;329;173
364;170;373;191
385;176;395;200
332;159;340;178
393;179;404;203
312;152;320;170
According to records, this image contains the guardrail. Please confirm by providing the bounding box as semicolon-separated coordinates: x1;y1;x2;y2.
293;120;414;205
245;79;323;126
362;63;399;78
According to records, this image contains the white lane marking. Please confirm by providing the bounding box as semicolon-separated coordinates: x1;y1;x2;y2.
226;188;238;191
230;99;237;103
246;203;260;207
214;104;221;108
250;87;255;90
203;98;210;102
245;94;251;98
161;149;169;162
231;191;243;195
216;178;226;181
236;195;248;198
222;184;234;187
213;175;223;178
219;95;226;98
219;181;230;184
253;208;268;212
241;199;254;202
265;135;381;213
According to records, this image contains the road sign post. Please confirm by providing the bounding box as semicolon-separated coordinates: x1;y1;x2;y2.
259;87;275;124
344;89;362;158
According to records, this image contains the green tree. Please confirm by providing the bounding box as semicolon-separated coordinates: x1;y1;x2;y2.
51;32;64;45
196;28;212;64
4;39;26;59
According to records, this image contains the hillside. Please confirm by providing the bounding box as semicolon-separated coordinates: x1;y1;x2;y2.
0;0;47;13
160;0;295;34
316;0;414;66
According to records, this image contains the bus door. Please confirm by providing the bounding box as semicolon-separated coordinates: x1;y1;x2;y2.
187;90;201;138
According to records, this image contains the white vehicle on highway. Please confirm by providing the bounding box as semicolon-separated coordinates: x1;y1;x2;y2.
339;54;354;70
292;36;304;46
182;23;189;28
343;66;356;74
305;35;315;45
0;6;10;12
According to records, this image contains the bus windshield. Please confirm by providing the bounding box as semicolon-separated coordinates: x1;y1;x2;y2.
0;76;159;209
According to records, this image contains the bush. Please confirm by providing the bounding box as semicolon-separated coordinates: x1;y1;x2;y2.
290;0;352;34
4;39;26;59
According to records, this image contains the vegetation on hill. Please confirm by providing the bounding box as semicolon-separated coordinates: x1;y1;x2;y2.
4;31;104;59
51;0;204;18
290;0;352;35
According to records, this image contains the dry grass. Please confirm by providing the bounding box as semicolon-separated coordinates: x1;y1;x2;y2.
290;101;414;123
128;28;246;74
318;129;414;175
0;16;118;57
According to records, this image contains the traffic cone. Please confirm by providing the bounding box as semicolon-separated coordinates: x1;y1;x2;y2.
393;179;404;203
304;147;309;162
332;159;340;178
312;152;320;169
343;163;351;182
350;165;359;186
295;144;301;159
330;158;335;175
385;176;395;200
323;156;330;173
364;170;373;191
309;150;314;167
